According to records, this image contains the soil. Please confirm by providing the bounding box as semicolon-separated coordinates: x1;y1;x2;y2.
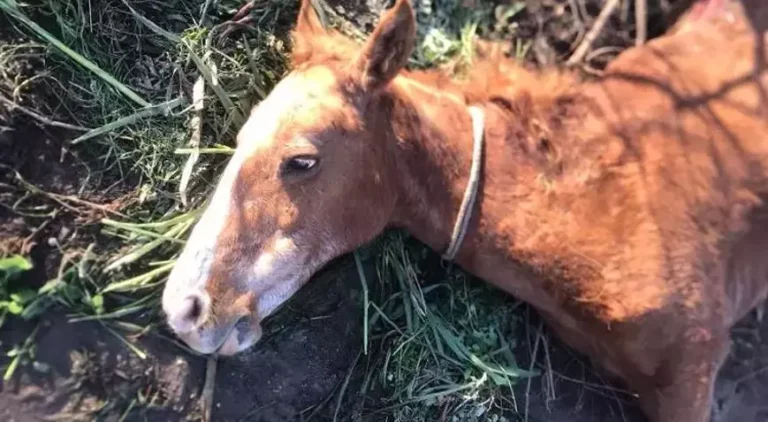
0;254;371;422
2;1;768;422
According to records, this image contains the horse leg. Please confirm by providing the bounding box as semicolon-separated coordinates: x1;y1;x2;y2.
635;327;730;422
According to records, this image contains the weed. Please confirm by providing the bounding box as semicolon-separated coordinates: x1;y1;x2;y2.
351;233;537;421
0;255;35;325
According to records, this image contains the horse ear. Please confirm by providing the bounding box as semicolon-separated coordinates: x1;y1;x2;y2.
295;0;325;35
292;0;327;65
352;0;416;91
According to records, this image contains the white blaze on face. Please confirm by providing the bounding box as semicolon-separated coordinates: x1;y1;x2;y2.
162;147;245;333
162;72;326;333
248;234;302;317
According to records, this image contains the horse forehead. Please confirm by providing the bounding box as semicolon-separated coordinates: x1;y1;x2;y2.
237;67;345;154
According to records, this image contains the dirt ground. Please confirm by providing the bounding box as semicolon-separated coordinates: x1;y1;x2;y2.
0;264;368;422
2;0;768;421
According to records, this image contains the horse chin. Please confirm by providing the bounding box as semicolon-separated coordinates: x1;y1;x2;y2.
172;312;262;356
216;316;263;356
217;328;260;356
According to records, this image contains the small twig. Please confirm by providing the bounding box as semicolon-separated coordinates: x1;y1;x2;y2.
201;354;218;422
0;96;91;132
731;365;768;391
230;0;256;22
354;251;370;355
548;370;635;396
333;350;362;421
102;324;147;360
116;399;137;422
218;18;255;41
566;0;587;50
566;0;621;65
540;332;556;408
524;321;543;422
585;45;625;64
1;164;128;218
580;63;606;77
574;0;590;26
579;45;625;77
635;0;647;46
199;0;216;26
179;76;205;207
21;216;55;254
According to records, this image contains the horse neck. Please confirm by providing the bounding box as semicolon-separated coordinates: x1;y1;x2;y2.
385;75;499;258
382;71;583;269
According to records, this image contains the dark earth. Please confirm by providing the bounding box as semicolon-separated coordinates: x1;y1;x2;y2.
2;0;768;421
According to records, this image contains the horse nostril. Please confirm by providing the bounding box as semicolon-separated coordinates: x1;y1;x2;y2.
234;316;250;343
179;294;205;327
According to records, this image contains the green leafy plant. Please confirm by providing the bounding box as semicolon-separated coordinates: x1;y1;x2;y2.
0;255;45;381
0;255;35;325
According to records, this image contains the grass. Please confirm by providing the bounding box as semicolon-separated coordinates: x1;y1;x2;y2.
354;233;539;421
0;255;43;381
0;0;559;420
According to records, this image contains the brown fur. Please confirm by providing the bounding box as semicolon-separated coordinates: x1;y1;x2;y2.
169;0;768;420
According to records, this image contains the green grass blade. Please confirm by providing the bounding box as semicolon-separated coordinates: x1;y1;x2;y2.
70;97;185;145
0;0;151;107
354;250;370;355
174;147;235;155
102;209;201;231
120;0;182;43
184;45;245;127
100;221;187;245
103;324;147;360
102;261;176;293
103;219;191;272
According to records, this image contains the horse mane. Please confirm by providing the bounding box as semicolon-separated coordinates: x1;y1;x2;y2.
408;49;581;116
290;26;582;123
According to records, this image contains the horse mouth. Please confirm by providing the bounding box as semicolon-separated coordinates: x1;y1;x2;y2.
212;316;252;355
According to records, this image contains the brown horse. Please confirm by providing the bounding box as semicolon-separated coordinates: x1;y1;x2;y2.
161;0;768;420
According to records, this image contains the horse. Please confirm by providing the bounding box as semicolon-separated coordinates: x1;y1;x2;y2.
161;0;768;420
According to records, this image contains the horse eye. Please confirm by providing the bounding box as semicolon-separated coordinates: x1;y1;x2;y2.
281;155;319;176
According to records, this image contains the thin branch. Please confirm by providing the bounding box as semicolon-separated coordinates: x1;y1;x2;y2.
635;0;647;46
566;0;621;65
1;164;128;218
524;321;543;422
179;75;205;208
200;355;218;422
0;95;91;132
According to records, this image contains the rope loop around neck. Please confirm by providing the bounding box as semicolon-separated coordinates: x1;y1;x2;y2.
442;105;485;261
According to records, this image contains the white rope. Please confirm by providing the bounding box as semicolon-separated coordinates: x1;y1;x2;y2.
442;105;485;261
